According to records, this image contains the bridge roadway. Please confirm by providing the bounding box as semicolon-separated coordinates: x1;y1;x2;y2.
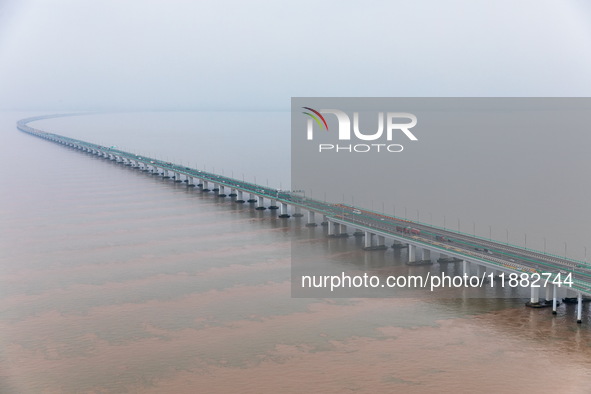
16;115;591;322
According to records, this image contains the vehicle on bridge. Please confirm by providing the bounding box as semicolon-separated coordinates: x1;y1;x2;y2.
396;226;420;235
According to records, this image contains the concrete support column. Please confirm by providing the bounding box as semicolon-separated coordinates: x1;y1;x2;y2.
422;249;431;260
269;199;278;209
306;210;317;227
256;195;266;210
219;185;226;196
236;191;245;203
202;181;210;191
364;232;373;248
248;193;257;203
577;292;583;323
293;206;303;217
462;260;468;275
408;244;416;262
377;235;385;246
340;224;347;234
530;285;540;304
545;285;552;303
279;203;290;218
328;221;335;236
552;284;558;315
476;265;482;277
188;176;194;186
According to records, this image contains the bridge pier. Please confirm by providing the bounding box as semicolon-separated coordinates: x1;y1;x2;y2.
187;176;195;187
422;249;431;260
462;260;468;275
329;223;347;238
408;244;416;261
544;285;552;305
530;285;540;305
552;284;558;314
256;195;266;210
202;181;210;191
218;185;226;197
577;292;583;323
475;264;482;277
293;206;303;217
327;221;336;236
364;231;373;248
376;235;384;247
279;203;290;218
306;211;317;227
268;199;279;210
247;193;257;203
236;190;245;203
211;183;219;192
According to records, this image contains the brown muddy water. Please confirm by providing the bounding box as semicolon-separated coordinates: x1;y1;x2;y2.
1;112;591;393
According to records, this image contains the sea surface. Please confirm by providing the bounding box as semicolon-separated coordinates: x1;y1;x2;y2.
1;112;591;393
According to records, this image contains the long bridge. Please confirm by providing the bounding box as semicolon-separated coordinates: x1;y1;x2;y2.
17;114;591;323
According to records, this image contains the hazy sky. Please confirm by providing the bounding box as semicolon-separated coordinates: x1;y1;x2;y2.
1;0;591;111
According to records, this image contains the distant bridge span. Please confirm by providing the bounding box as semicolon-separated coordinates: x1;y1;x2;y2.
17;114;591;323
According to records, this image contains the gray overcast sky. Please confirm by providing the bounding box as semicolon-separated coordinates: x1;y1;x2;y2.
1;0;590;111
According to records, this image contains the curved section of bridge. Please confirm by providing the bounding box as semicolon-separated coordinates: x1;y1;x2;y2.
17;114;591;322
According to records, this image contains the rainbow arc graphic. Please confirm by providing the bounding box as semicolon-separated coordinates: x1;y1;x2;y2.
302;107;328;131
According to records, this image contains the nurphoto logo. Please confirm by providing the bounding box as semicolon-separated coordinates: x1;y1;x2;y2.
302;107;418;153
